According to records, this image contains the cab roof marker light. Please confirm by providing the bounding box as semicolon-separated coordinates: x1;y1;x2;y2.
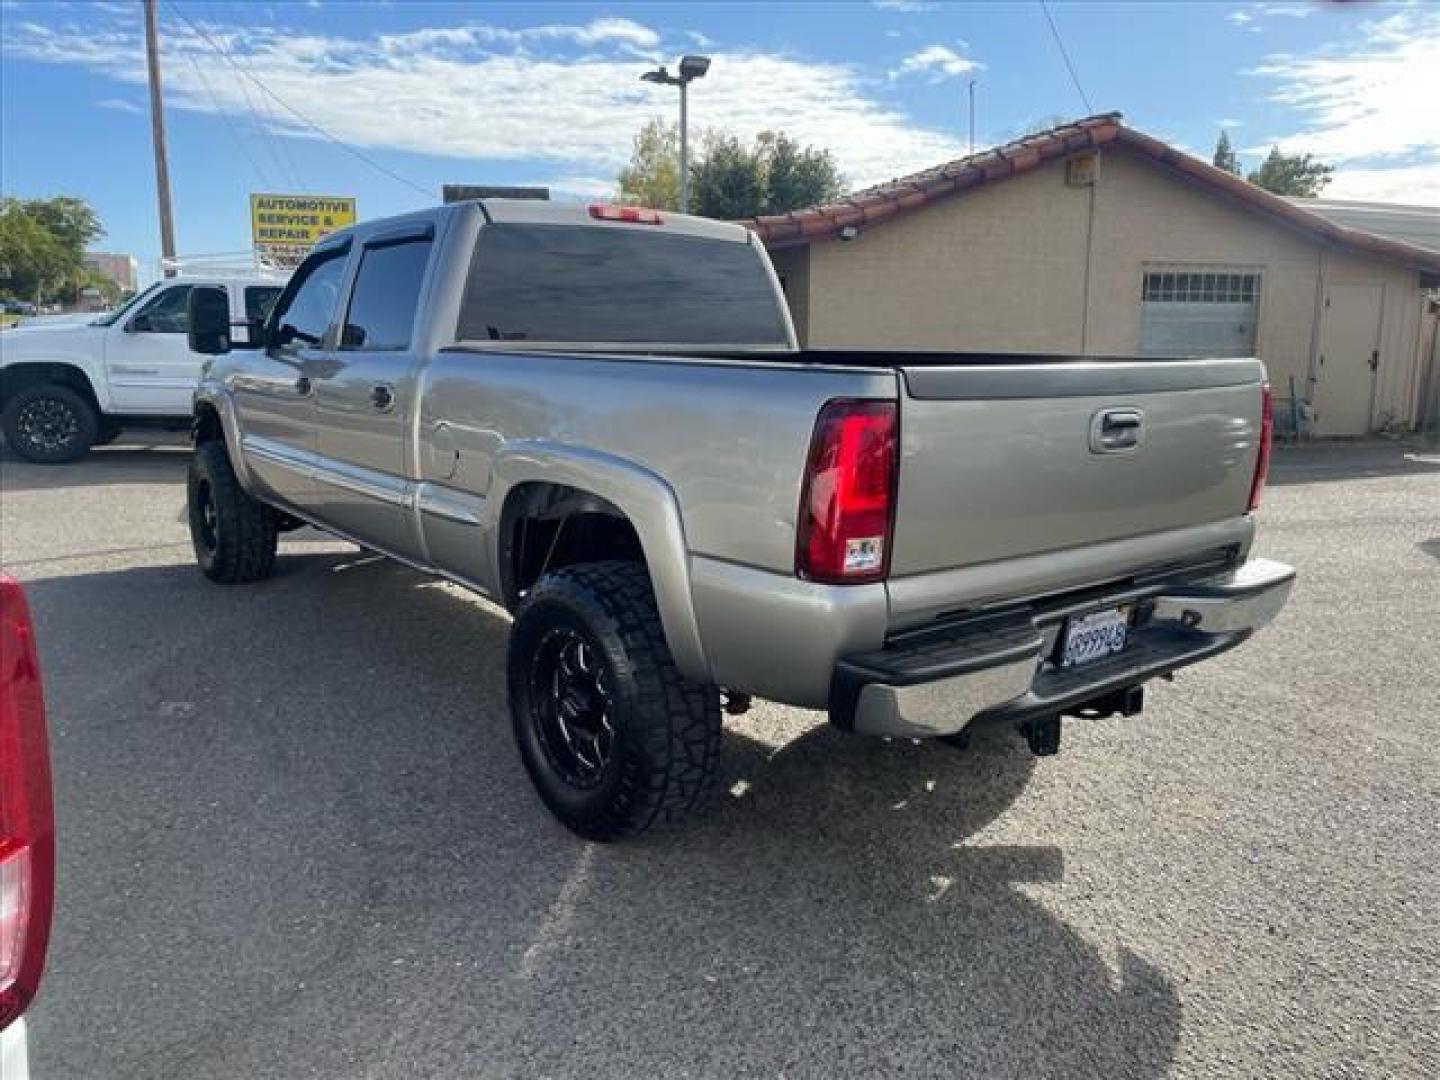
588;204;664;225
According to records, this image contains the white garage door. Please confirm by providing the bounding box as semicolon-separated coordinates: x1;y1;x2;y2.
1140;269;1260;358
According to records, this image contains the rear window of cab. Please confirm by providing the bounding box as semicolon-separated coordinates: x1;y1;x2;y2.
456;224;790;348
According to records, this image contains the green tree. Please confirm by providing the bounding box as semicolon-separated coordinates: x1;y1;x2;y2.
1212;130;1240;175
689;129;845;220
1247;146;1333;197
1015;114;1074;139
759;132;845;215
617;122;845;220
617;119;681;210
689;132;768;220
0;195;105;302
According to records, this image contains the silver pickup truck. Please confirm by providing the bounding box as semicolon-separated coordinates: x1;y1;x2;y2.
184;198;1294;840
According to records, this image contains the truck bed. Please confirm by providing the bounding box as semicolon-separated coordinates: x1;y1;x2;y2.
443;340;1265;602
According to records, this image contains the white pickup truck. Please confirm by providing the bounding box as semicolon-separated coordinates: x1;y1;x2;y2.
0;275;284;462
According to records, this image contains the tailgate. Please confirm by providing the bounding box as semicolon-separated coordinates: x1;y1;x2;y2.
890;358;1265;576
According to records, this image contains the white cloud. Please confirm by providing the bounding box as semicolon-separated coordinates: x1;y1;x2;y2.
1;11;968;191
1325;162;1440;205
567;17;662;50
373;18;661;55
1229;3;1314;31
1248;9;1440;165
1216;117;1245;129
874;1;938;12
892;45;980;81
540;175;622;201
96;97;144;114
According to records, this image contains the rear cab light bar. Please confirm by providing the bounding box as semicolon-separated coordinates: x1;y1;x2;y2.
588;204;664;225
797;399;899;585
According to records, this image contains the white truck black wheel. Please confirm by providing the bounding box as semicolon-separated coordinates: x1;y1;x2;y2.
187;441;279;583
2;384;97;464
508;561;722;841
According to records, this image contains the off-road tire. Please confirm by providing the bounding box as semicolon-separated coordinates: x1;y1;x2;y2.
188;439;278;583
2;383;97;463
508;561;723;841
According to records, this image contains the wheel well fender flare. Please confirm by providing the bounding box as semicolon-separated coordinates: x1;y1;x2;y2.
192;388;257;494
489;441;709;684
0;362;101;413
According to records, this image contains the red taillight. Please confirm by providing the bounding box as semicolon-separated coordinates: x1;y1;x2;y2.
1248;382;1274;513
797;399;899;584
0;576;53;1031
588;204;663;224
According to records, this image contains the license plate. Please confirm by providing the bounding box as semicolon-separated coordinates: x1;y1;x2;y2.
1060;605;1130;668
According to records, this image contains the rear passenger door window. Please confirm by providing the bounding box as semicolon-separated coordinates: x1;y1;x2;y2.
341;237;433;351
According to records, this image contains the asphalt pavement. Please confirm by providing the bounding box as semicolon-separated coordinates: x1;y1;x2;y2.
2;434;1437;1079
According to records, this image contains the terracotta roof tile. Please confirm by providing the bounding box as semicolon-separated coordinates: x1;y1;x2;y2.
743;112;1440;274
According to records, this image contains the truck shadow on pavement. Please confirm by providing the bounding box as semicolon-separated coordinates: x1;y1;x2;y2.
23;551;1181;1080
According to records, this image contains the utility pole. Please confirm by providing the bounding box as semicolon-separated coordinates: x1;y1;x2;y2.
143;0;177;276
968;79;976;155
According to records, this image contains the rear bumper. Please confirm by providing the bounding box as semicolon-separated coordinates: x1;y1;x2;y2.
832;557;1295;738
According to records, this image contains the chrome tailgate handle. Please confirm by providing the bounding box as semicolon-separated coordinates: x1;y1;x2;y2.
1090;408;1143;453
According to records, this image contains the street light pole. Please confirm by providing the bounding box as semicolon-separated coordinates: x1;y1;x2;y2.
679;78;689;213
142;0;177;276
640;55;710;214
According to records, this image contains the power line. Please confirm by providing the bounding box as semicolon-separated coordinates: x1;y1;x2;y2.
213;1;306;190
1038;1;1094;115
162;1;435;200
180;45;276;189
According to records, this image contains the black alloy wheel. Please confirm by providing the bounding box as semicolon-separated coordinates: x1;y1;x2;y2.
529;627;617;789
2;385;97;463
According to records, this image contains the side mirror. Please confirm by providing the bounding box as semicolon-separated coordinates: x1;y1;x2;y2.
127;313;151;333
187;287;232;355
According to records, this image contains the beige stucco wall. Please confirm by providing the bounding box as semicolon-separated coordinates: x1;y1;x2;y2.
790;146;1429;432
801;155;1093;353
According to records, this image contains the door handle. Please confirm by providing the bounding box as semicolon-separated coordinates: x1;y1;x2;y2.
370;383;395;411
294;376;312;396
1090;408;1143;453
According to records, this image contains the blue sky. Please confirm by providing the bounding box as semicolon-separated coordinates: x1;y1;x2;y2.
2;0;1436;280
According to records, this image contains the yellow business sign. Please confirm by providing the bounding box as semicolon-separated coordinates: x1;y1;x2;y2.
250;193;356;261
